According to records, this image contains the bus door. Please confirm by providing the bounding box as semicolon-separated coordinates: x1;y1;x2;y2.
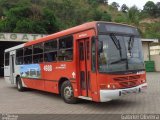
9;52;15;84
78;38;91;97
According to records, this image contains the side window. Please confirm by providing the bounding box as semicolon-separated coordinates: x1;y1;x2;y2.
16;49;23;65
24;46;32;64
5;52;9;66
58;36;73;61
33;43;43;63
44;40;57;62
91;37;96;72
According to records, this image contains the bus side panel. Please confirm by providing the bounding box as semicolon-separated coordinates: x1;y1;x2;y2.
43;62;76;94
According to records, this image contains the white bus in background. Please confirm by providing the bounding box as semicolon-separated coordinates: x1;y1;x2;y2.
4;44;24;84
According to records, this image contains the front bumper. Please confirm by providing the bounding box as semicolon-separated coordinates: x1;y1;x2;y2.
100;83;147;102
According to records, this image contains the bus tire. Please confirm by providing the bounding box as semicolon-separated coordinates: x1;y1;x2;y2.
61;81;77;104
16;77;25;92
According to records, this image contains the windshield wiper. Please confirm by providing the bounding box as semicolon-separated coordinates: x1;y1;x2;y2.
110;33;122;58
109;34;128;69
110;58;127;64
110;33;121;50
128;36;134;54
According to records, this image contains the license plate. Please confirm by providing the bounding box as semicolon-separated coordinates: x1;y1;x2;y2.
121;88;138;95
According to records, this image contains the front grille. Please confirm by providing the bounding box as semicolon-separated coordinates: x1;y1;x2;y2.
119;81;137;88
113;75;140;81
113;75;140;88
129;75;140;80
113;77;128;81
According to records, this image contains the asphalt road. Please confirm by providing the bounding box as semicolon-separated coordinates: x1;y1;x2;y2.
0;72;160;114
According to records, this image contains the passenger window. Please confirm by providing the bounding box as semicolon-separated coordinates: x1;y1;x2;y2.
24;56;32;64
58;36;73;61
44;40;57;52
24;46;32;56
33;43;43;63
16;49;23;65
33;43;43;54
44;52;57;62
44;40;57;62
59;36;73;49
24;46;33;64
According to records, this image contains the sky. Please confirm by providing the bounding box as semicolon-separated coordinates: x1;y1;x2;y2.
108;0;160;10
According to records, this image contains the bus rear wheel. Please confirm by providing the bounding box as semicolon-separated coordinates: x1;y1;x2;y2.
61;81;77;104
16;77;25;92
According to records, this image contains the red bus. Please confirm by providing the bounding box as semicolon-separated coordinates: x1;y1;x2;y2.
4;21;147;103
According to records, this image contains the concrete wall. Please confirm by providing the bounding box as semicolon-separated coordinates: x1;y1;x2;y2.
142;42;150;61
151;55;160;71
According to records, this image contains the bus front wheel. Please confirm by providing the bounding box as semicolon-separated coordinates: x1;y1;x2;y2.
16;77;25;92
61;81;77;104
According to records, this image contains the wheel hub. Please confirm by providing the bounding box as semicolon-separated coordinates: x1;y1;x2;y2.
64;86;73;99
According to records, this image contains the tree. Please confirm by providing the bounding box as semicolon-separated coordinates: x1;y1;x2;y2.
127;5;140;25
111;2;120;10
0;5;59;34
143;1;157;17
121;4;129;13
155;2;160;17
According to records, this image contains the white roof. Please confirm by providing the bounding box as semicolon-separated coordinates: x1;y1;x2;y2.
141;39;159;43
5;43;24;52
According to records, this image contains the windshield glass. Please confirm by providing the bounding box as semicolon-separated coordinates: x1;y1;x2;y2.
98;34;144;73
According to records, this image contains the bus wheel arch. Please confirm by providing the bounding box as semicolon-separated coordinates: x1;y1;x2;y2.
60;80;77;104
58;77;69;94
16;75;21;84
16;75;25;92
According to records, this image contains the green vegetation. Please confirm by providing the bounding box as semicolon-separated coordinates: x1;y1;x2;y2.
0;0;159;39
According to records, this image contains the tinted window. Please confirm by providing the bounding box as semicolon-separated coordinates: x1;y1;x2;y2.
16;49;23;57
33;43;43;54
24;56;32;64
16;49;23;65
58;36;73;61
59;36;73;49
24;46;32;55
98;23;139;35
33;43;43;63
44;52;57;62
58;49;73;61
24;46;33;64
33;54;43;63
44;40;57;52
44;40;57;62
16;57;23;65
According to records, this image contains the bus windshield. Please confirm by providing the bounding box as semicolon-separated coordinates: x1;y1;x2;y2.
98;34;144;73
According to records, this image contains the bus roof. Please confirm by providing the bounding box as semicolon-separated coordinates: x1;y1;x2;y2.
25;21;136;46
5;43;25;52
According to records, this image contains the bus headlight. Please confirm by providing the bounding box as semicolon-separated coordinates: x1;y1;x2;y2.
100;84;116;89
107;84;111;89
